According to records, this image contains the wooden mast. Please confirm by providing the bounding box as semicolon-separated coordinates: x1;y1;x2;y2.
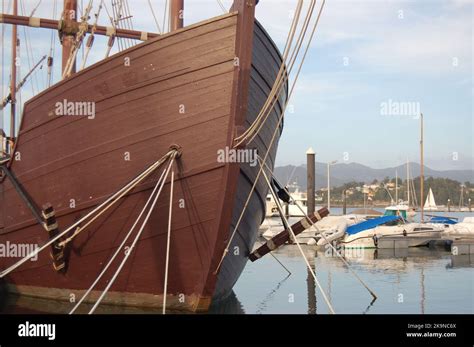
420;113;424;222
170;0;184;31
10;0;17;140
61;0;77;75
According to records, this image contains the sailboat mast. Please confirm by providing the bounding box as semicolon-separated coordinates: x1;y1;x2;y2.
395;170;398;204
407;159;410;207
420;113;424;222
61;0;77;75
170;0;184;31
10;0;18;140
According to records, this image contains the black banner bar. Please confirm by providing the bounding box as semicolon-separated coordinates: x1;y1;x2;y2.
0;314;472;345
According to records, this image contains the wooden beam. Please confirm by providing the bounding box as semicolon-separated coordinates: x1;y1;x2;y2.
249;208;330;261
170;0;184;31
10;0;17;140
230;0;257;126
0;14;160;41
61;0;77;75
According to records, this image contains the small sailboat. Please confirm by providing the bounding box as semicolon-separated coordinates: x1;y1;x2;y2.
383;162;417;221
424;188;438;211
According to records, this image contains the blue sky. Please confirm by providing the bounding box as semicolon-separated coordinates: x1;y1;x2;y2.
0;0;472;170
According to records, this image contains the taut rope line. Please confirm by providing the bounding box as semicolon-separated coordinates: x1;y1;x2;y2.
89;152;177;314
259;156;377;301
214;0;326;275
261;162;335;314
0;149;176;279
68;158;171;314
162;168;175;314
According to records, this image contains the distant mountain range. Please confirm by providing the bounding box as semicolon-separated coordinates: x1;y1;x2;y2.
274;162;474;190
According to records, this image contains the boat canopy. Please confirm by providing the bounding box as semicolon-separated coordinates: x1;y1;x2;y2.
346;215;402;235
384;207;407;219
429;216;458;225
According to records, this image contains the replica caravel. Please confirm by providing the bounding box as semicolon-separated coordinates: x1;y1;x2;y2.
0;0;287;312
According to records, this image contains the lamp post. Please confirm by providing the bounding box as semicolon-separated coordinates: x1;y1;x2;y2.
327;160;337;212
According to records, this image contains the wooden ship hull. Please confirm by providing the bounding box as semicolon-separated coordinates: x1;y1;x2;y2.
0;12;287;312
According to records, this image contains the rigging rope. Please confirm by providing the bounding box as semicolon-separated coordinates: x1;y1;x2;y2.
0;149;176;278
111;0;122;51
148;0;162;33
216;0;226;13
28;0;42;17
47;0;57;87
80;0;104;70
1;0;5;155
103;1;117;58
233;0;306;147
261;161;335;314
259;156;377;300
123;0;134;48
62;0;94;78
234;0;317;147
88;152;177;314
162;168;175;314
68;157;172;314
162;0;168;34
20;0;36;96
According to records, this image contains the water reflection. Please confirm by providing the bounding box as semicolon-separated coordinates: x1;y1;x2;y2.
1;288;247;314
255;274;290;314
447;254;474;269
208;291;245;314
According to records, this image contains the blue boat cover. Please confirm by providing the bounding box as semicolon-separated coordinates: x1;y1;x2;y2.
429;216;457;225
346;215;401;235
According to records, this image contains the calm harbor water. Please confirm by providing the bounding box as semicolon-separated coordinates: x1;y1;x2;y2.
1;211;473;314
230;242;474;314
229;211;474;314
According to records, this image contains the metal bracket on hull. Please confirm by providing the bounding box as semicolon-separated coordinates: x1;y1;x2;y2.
42;203;66;273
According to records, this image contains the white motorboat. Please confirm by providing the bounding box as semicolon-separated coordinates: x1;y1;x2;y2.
262;214;365;245
446;217;474;236
316;219;348;246
342;217;447;248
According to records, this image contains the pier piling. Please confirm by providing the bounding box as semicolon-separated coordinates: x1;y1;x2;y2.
343;190;347;215
306;147;315;215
